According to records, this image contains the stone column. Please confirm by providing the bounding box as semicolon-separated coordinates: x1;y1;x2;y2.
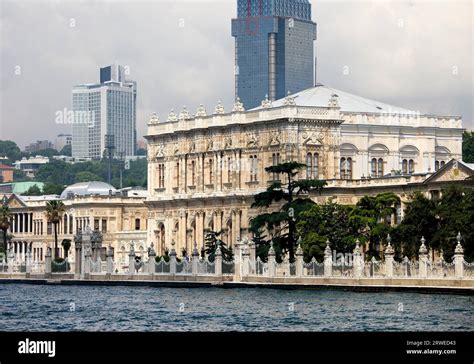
106;244;114;276
235;209;241;246
453;232;464;279
44;247;52;277
233;238;242;281
215;244;222;277
384;235;394;278
418;237;428;278
148;242;156;276
353;239;363;278
128;242;135;277
267;241;276;278
249;238;256;264
295;240;303;277
83;247;91;279
324;240;332;277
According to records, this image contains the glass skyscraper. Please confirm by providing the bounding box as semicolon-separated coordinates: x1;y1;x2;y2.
232;0;317;109
72;64;137;159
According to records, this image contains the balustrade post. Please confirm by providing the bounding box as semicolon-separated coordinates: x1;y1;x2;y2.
215;244;222;277
454;232;464;279
295;239;303;277
192;242;199;276
324;239;332;277
44;247;51;277
353;239;362;278
128;242;135;278
169;240;177;275
106;244;114;277
418;237;428;278
267;241;276;278
148;242;156;277
25;247;32;278
384;235;394;278
241;242;250;279
84;248;91;279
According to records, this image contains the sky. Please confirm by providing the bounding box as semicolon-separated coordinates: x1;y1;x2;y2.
0;0;472;149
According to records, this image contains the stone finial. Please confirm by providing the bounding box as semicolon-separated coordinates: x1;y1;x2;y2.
167;109;178;122
170;239;177;256
148;242;156;257
149;112;159;124
179;106;191;120
454;232;464;254
215;242;222;256
296;239;303;256
192;241;199;257
214;101;225;114
419;236;427;254
268;240;275;255
232;97;245;112
129;241;135;255
385;234;394;255
261;94;272;109
324;239;332;257
195;104;207;117
353;238;361;255
328;93;340;108
283;91;296;106
106;243;114;257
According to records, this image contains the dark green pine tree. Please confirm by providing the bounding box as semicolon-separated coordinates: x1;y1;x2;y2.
204;230;234;262
250;161;326;262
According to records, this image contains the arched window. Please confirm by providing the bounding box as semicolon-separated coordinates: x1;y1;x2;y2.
175;162;180;188
209;159;213;184
435;160;440;171
227;157;232;183
272;153;280;180
440;161;445;168
313;153;319;179
306;153;313;178
371;158;377;176
340;157;353;179
191;160;195;186
408;159;414;174
377;158;384;177
249;155;258;182
340;158;346;179
402;159;408;174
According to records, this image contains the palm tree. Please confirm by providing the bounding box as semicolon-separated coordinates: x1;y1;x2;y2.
0;205;12;261
46;200;65;260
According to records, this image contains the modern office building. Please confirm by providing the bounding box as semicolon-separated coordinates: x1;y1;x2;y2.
72;64;137;159
232;0;317;109
54;133;72;152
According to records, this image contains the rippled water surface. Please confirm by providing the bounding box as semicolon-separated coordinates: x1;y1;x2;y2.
0;284;472;331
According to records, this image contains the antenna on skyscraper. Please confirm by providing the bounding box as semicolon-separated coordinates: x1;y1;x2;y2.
105;134;115;186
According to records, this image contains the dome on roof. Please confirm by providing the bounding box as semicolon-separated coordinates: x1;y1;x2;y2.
60;181;117;199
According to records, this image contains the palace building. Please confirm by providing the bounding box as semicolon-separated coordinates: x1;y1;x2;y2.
145;84;468;256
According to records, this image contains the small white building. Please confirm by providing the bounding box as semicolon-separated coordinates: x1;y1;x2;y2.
14;156;50;178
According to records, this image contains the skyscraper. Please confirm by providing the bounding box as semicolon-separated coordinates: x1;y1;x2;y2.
232;0;317;109
72;64;137;159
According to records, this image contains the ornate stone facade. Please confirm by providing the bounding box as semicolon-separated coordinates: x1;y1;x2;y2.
145;87;466;255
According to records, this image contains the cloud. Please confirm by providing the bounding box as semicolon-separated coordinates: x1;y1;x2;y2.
0;0;472;148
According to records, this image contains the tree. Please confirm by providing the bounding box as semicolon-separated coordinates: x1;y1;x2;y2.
61;239;71;259
136;148;147;156
394;192;437;260
45;200;65;260
22;185;42;196
24;148;59;159
297;202;356;262
0;205;12;260
462;131;474;163
349;192;400;260
60;145;72;156
204;230;234;262
75;171;101;183
42;183;64;195
250;161;326;262
0;140;22;164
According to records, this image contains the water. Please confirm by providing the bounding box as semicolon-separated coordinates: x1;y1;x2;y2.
0;284;472;331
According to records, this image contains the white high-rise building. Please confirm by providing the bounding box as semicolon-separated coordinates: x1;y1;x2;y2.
72;63;137;159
